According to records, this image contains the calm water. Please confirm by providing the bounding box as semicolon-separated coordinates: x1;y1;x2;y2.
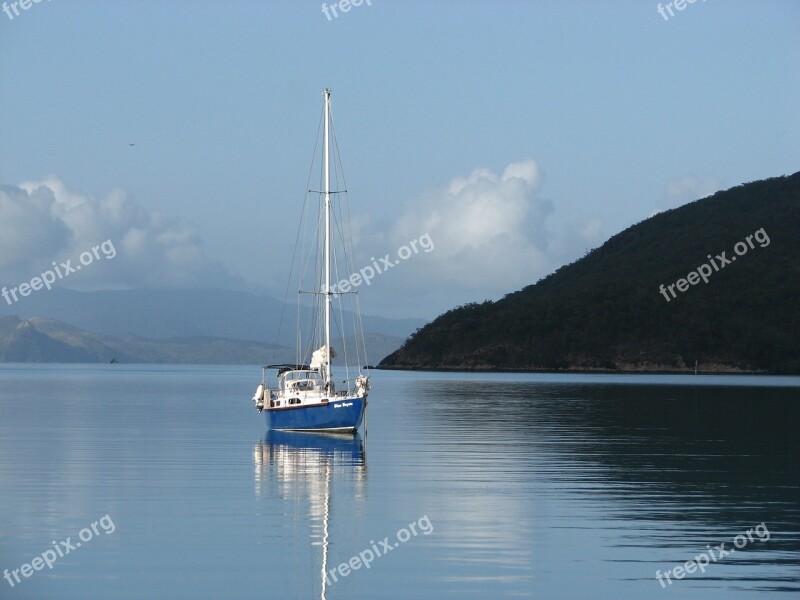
0;365;798;599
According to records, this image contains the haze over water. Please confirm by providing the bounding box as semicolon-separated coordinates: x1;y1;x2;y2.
1;365;798;598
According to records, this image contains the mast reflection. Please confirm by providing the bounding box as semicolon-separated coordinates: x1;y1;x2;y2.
253;431;367;599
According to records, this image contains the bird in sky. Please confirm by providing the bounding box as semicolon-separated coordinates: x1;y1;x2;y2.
128;143;135;146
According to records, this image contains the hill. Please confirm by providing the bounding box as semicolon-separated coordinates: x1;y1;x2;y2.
380;171;800;373
0;316;402;365
0;288;419;363
0;288;422;344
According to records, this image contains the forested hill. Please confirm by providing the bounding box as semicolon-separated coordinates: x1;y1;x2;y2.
380;171;800;373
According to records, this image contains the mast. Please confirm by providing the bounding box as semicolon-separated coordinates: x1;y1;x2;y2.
323;88;332;389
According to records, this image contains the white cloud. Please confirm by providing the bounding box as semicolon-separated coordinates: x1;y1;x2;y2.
0;166;606;318
0;176;243;289
356;160;603;313
387;160;551;290
0;184;70;268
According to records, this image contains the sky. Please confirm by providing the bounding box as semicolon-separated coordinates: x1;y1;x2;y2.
1;0;798;319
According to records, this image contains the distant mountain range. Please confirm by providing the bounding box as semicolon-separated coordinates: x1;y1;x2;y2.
380;171;800;373
0;289;421;364
0;315;405;365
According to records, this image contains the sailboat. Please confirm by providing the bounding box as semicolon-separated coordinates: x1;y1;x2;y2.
252;88;370;434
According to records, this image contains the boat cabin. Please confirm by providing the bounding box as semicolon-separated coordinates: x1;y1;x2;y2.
279;369;323;394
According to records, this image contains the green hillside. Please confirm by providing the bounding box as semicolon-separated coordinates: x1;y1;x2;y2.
380;171;800;373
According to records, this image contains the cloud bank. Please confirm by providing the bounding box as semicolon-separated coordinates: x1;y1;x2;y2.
357;160;605;314
0;176;242;290
1;163;607;319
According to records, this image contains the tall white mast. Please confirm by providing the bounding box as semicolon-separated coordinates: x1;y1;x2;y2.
323;88;332;390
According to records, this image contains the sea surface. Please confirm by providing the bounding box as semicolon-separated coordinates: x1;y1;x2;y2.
0;365;798;599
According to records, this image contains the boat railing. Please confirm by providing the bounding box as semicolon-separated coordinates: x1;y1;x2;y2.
260;366;368;399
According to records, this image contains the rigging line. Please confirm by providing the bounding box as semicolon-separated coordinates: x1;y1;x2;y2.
329;108;348;191
299;194;325;291
328;110;353;272
330;116;367;372
329;112;350;372
328;113;356;283
301;203;324;328
354;292;369;373
298;186;326;362
297;298;302;366
330;243;352;385
300;203;323;363
272;106;324;363
330;198;365;372
329;300;344;368
312;194;327;357
303;268;322;364
330;114;355;268
330;209;355;380
298;105;330;363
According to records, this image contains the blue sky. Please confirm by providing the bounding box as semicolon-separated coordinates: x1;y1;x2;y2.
1;0;798;318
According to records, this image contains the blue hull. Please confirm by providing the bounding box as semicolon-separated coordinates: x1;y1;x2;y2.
267;397;366;433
